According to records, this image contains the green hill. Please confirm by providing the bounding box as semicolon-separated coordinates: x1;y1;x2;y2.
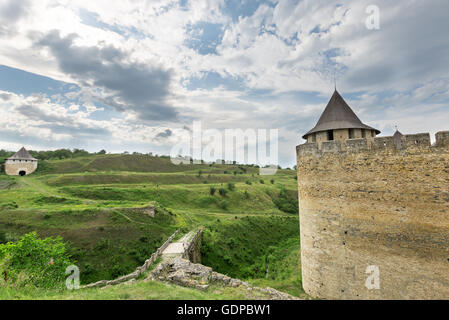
0;153;303;299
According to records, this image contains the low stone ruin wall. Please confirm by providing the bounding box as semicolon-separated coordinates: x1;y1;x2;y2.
182;227;203;263
149;257;299;300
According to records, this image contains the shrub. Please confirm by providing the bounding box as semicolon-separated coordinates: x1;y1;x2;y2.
244;190;250;199
270;179;275;184
0;232;73;288
0;202;18;210
0;231;7;244
217;200;228;210
218;188;228;197
209;187;216;196
227;183;235;191
272;187;299;214
245;181;252;185
260;180;265;184
83;263;95;276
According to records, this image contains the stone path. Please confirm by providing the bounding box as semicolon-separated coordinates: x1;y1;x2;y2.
160;231;194;260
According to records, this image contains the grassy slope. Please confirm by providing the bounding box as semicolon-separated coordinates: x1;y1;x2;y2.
0;280;287;300
0;154;303;298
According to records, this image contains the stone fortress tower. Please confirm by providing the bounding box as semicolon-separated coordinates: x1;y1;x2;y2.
296;90;449;299
5;147;38;176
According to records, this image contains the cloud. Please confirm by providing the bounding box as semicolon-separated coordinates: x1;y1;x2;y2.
0;0;30;35
0;0;29;24
35;30;178;122
0;92;12;100
155;129;173;140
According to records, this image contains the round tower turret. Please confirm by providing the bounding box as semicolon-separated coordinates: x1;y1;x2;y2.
303;90;380;147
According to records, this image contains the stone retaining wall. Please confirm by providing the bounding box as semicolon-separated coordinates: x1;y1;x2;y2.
182;227;204;263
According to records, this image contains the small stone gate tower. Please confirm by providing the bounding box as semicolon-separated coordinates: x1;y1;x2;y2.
5;147;38;176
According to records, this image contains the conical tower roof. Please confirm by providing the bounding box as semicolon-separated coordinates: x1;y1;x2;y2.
393;129;403;138
303;90;380;139
8;147;37;161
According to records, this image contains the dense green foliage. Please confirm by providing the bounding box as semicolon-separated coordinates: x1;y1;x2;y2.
201;215;300;280
0;232;73;288
271;187;299;214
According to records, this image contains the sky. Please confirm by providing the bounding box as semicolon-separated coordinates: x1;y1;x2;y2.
0;0;448;168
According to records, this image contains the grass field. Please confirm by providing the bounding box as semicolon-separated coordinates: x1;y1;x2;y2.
0;153;303;299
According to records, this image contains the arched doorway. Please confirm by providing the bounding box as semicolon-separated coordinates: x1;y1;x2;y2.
19;170;26;176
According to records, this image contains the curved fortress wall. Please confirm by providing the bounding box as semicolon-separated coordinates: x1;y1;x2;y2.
296;131;449;299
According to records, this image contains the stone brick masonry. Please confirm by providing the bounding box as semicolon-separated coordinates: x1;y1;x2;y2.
5;159;37;176
296;131;449;299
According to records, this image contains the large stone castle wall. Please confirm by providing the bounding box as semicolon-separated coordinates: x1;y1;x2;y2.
5;160;38;176
296;131;449;299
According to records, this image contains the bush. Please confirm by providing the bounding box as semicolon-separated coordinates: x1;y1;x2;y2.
227;183;236;191
245;181;252;185
218;188;228;197
0;231;7;244
209;187;216;196
217;200;228;210
0;202;18;210
260;180;265;184
0;232;73;288
83;263;95;276
272;187;299;214
270;179;275;184
244;190;250;199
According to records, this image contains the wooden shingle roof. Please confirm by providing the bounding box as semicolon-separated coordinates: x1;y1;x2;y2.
303;90;380;139
8;147;37;161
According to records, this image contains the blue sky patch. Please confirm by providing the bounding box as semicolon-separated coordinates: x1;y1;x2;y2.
0;65;76;97
185;22;224;55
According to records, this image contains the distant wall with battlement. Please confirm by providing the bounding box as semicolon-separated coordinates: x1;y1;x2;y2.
296;131;449;299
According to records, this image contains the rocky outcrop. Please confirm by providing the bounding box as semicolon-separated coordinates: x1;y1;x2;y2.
148;257;299;300
123;206;156;217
